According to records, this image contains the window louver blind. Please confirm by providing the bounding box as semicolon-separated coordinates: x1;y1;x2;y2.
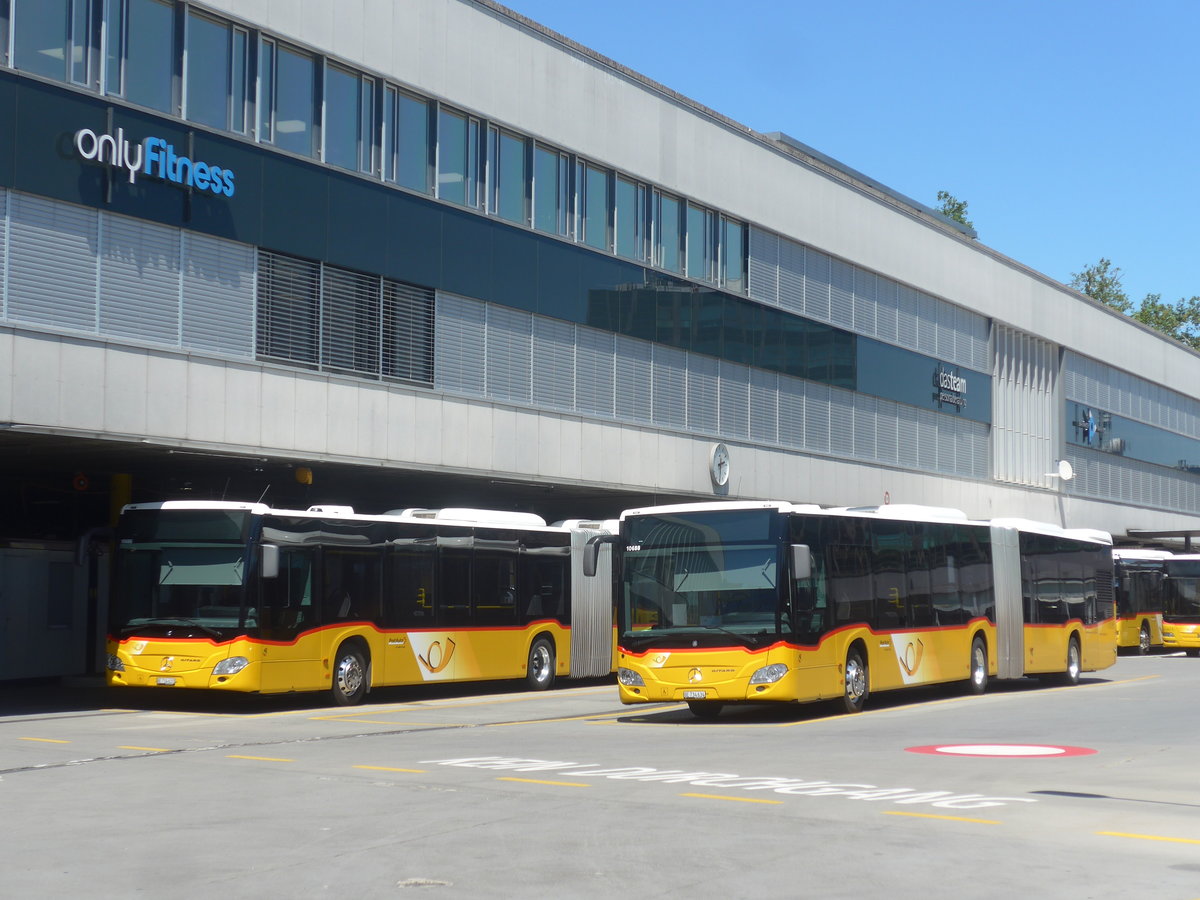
99;214;180;344
323;265;381;376
8;193;98;331
257;251;319;365
182;233;255;357
383;280;434;384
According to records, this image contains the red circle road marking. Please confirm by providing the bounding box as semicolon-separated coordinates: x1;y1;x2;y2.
905;744;1097;758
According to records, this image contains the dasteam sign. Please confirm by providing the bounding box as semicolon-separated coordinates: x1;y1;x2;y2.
933;363;967;410
74;127;236;197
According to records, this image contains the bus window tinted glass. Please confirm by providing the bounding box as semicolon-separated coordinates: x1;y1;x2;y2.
13;0;71;81
274;45;314;156
186;12;229;129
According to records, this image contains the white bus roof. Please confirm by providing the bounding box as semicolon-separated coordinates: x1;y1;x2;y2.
1112;548;1174;560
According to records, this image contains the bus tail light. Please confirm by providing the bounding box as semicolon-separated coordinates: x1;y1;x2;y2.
749;663;788;685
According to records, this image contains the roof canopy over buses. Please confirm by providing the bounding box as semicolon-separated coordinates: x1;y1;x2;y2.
106;501;615;704
584;500;1118;717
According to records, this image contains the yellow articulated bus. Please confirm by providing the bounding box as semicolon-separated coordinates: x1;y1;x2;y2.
106;501;615;705
1111;549;1169;654
584;501;1117;718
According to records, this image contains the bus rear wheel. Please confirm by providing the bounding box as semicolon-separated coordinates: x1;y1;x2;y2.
841;648;868;714
686;701;723;719
526;638;556;691
331;644;367;706
967;636;988;695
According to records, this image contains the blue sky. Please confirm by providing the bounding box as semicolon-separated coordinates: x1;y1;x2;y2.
501;0;1199;307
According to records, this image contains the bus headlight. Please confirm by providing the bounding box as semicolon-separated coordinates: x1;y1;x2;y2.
213;656;250;676
617;667;645;686
749;663;788;684
106;654;125;672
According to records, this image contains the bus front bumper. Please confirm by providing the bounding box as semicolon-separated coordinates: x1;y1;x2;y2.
1162;625;1200;651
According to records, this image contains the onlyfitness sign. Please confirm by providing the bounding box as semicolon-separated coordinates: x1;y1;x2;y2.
73;127;236;197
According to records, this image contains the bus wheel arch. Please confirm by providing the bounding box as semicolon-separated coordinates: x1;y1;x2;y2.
967;633;988;695
526;634;556;691
331;638;370;706
841;641;869;714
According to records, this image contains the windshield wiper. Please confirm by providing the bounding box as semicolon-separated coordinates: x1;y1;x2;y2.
122;617;223;639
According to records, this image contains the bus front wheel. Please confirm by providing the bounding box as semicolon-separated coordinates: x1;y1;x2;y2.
841;648;868;714
1059;637;1082;686
527;638;556;691
1138;623;1151;655
331;644;368;706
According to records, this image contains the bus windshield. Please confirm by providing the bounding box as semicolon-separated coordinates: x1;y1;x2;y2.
112;508;255;638
1165;559;1200;623
621;510;783;649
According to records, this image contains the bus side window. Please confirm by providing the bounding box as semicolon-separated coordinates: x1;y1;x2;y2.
258;549;313;639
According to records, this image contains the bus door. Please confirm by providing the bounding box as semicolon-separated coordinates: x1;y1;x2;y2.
257;546;316;692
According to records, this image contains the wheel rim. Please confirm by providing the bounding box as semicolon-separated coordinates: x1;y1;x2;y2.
972;644;986;686
530;645;552;685
1139;628;1151;653
335;653;364;699
845;656;866;703
1067;642;1081;679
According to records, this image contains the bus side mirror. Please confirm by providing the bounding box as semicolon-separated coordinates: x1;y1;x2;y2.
582;534;617;577
261;544;279;579
791;544;812;581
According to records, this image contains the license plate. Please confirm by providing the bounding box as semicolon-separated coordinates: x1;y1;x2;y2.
683;690;707;699
156;677;177;686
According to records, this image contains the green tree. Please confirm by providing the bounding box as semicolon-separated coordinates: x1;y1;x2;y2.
935;190;974;230
1070;257;1132;314
1133;293;1200;351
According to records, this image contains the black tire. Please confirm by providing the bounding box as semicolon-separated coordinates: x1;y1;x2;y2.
686;700;723;719
1185;649;1200;658
526;638;556;690
1059;636;1082;686
1137;623;1151;656
331;644;367;706
841;647;868;714
967;635;988;695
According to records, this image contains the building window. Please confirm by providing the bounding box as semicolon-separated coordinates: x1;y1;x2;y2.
101;0;174;112
437;106;480;208
12;0;91;85
185;11;247;132
488;127;527;225
533;144;568;236
577;161;610;251
615;176;647;261
325;63;375;173
0;2;9;68
721;217;746;293
322;265;380;375
686;203;716;283
655;190;682;273
383;280;435;384
383;86;429;192
260;40;315;157
257;251;320;366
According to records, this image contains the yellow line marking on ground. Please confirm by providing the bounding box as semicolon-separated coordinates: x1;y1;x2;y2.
884;811;1000;825
19;737;70;744
497;777;592;787
226;754;294;762
680;793;784;805
1098;831;1200;845
118;745;172;752
353;765;426;773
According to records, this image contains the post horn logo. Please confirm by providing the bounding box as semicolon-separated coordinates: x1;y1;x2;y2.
688;667;703;683
418;638;457;674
